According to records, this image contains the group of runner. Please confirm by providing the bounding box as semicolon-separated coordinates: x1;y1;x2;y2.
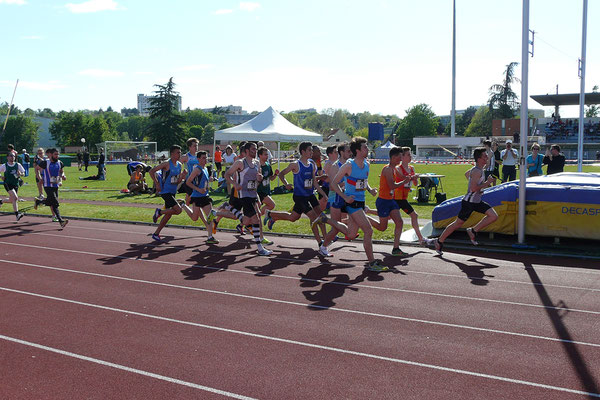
147;136;440;272
2;139;497;271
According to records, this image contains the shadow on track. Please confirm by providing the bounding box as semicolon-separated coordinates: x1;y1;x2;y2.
435;256;499;286
524;262;599;397
99;236;199;265
181;240;255;280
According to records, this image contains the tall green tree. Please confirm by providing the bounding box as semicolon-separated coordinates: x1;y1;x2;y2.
202;124;215;145
145;77;186;150
464;107;492;137
0;115;40;150
49;111;88;148
185;109;213;127
395;104;438;145
488;62;520;119
116;116;149;141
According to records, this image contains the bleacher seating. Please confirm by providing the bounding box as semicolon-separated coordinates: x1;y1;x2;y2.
544;118;600;142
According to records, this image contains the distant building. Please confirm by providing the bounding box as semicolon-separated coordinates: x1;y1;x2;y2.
224;114;255;125
137;93;182;116
323;129;351;145
202;105;246;115
292;108;317;114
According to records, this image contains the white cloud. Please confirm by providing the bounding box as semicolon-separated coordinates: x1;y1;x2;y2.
0;0;26;5
21;35;43;40
134;71;153;76
175;64;212;72
65;0;122;14
0;80;66;91
214;9;233;15
239;2;260;12
79;69;124;78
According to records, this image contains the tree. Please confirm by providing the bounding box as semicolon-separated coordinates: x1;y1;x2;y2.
202;124;215;145
395;104;438;145
0;115;39;150
116;116;148;141
464;107;492;137
585;85;599;118
49;111;88;147
145;77;186;150
121;107;139;117
488;62;520;119
356;111;385;129
37;108;56;118
185;109;213;127
282;112;300;127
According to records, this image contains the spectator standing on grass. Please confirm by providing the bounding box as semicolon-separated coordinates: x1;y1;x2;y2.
492;142;501;185
500;140;518;182
526;143;544;177
97;148;105;180
76;150;83;171
83;149;90;171
543;144;566;175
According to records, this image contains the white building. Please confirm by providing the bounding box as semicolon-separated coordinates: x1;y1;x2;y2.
201;105;246;115
137;93;182;116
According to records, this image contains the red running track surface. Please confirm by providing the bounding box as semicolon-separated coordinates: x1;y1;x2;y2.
1;216;599;399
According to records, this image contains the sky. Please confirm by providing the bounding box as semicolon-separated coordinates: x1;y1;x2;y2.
0;0;598;118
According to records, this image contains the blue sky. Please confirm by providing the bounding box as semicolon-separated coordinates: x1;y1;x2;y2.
0;0;598;117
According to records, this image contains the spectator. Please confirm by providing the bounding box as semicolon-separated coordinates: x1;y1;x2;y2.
76;150;83;171
526;143;544;177
500;140;518;182
21;149;30;177
127;165;148;194
214;145;222;174
492;141;501;184
83;149;90;171
543;144;565;175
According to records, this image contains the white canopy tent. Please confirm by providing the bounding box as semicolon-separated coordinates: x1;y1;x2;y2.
374;140;396;160
213;106;323;181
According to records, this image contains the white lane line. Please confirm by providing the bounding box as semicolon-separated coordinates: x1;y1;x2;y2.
48;221;600;276
2;260;599;348
1;288;598;399
7;223;600;277
0;334;256;400
2;241;600;316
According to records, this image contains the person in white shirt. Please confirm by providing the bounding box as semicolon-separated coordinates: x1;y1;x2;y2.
500;139;518;182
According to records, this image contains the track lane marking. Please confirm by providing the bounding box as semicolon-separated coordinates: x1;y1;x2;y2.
2;241;600;316
0;334;256;399
1;260;600;348
1;288;599;399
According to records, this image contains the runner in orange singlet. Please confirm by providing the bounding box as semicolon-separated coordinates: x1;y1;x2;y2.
393;147;425;244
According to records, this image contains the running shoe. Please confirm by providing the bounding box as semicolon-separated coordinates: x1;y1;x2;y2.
245;225;253;235
212;219;219;234
266;216;275;230
257;248;272;256
311;213;328;228
152;208;161;224
260;238;274;245
52;217;59;222
318;246;333;257
33;198;40;210
391;248;409;257
466;227;479;246
151;233;161;242
434;239;444;255
367;260;389;272
263;211;270;226
16;212;24;222
59;220;69;229
205;237;219;244
236;224;245;234
206;209;217;224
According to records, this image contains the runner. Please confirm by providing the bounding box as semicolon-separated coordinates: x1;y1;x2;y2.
328;137;386;271
179;137;199;206
264;141;349;248
182;150;219;244
225;142;272;255
33;148;46;199
33;148;68;228
257;146;279;216
319;145;338;211
0;152;25;221
394;147;425;244
368;146;409;256
430;147;498;255
149;145;187;242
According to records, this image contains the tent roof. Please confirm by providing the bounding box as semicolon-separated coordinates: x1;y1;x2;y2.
530;92;600;106
215;106;322;143
379;140;395;149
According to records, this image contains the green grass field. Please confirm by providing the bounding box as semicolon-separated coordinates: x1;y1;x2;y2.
8;161;599;240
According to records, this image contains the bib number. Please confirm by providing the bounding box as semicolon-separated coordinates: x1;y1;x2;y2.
304;179;313;189
247;180;257;190
355;179;366;191
50;176;58;184
262;179;269;186
170;175;178;184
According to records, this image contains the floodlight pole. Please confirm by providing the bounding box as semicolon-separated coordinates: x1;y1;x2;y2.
577;0;588;172
450;0;456;138
517;0;530;244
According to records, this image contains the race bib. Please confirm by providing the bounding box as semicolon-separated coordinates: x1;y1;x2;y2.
262;179;269;186
355;179;366;191
170;175;178;184
304;179;313;189
247;180;257;190
50;176;58;183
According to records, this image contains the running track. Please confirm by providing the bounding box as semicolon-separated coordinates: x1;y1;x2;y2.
1;216;599;399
